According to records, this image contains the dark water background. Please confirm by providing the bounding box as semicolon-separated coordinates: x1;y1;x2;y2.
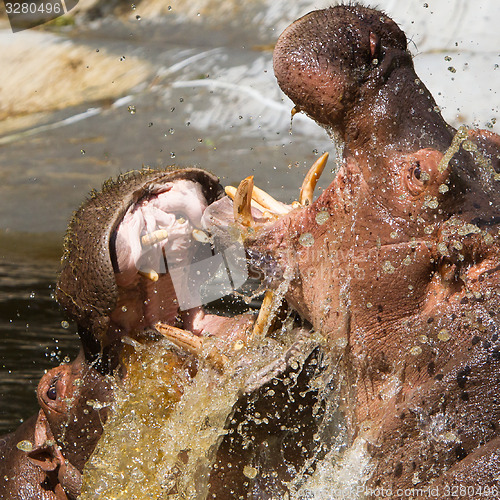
0;0;498;435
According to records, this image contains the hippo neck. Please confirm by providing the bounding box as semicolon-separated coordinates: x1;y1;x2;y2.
345;64;455;157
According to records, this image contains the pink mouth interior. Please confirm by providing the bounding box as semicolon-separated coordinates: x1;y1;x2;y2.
110;179;229;338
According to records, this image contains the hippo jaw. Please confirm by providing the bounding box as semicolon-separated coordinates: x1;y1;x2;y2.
56;168;250;370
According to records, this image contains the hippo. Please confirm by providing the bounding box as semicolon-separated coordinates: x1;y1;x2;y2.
55;167;257;373
0;352;112;499
217;3;500;497
51;166;329;498
1;167;264;498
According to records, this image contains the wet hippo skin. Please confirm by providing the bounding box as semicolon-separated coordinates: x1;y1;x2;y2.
231;3;500;496
0;351;112;500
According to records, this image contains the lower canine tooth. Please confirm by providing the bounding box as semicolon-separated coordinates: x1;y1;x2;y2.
251;290;277;339
155;322;203;353
233;176;255;226
139;269;159;282
251;186;290;215
155;322;228;370
226;186;267;213
299;152;329;206
141;229;169;247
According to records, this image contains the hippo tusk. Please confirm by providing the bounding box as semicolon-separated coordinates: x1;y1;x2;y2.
141;229;169;247
155;322;203;352
299;152;329;206
251;290;278;339
232;176;255;226
251;185;291;215
154;322;228;370
138;269;160;282
226;187;280;221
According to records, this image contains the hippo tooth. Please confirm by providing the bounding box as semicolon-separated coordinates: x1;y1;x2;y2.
232;176;255;226
251;290;278;339
299;152;329;206
155;322;228;370
192;228;211;244
155;322;203;352
225;185;269;214
138;269;159;282
251;185;291;215
141;229;169;247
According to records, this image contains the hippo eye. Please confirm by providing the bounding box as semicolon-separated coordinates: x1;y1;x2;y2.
413;163;422;180
47;384;57;400
405;160;429;196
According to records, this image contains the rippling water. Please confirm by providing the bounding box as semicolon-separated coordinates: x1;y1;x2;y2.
0;0;498;440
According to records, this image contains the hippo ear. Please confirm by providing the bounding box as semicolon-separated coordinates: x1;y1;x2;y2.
26;411;65;473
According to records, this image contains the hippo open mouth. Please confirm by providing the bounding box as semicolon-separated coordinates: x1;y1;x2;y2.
110;178;248;336
56;168;251;369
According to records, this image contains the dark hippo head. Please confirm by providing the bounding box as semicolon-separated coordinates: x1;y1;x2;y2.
223;3;500;491
56;167;253;371
36;352;113;472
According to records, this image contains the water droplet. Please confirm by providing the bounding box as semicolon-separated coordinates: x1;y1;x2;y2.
120;56;126;61
170;152;176;158
136;15;141;20
423;2;429;7
448;66;456;73
437;242;450;256
438;329;451;342
438;183;449;194
233;340;244;351
444;55;452;61
61;320;69;329
168;128;175;134
168;5;172;10
382;261;395;274
315;210;330;225
121;306;128;312
80;149;85;155
366;302;373;309
128;105;136;114
16;440;33;452
298;233;314;247
131;3;136;10
410;346;422;355
148;122;153;127
418;335;428;344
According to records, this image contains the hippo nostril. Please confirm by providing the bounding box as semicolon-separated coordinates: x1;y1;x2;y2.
47;384;57;400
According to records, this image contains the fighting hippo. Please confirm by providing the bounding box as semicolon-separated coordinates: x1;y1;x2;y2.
0;352;112;499
217;3;500;496
1;167;263;498
56;167;256;372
